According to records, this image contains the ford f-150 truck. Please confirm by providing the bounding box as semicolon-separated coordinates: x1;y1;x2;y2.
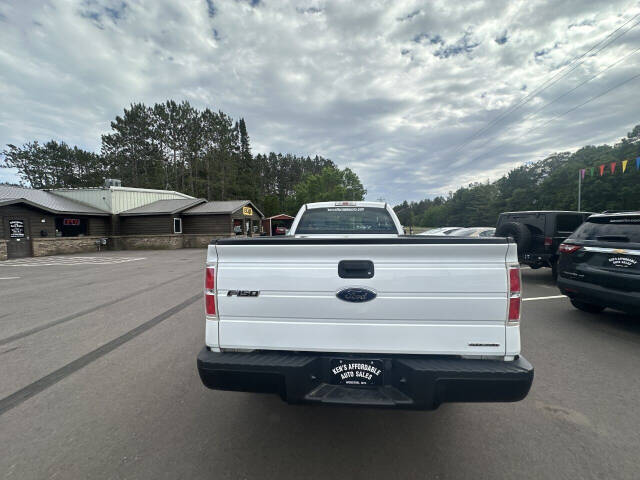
197;201;533;409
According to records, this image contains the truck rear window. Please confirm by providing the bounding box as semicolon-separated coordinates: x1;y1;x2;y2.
570;217;640;243
295;207;397;234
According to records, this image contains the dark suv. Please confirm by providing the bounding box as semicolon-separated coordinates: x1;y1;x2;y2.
496;211;592;277
557;212;640;315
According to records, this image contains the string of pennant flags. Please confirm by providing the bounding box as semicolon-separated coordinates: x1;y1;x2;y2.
579;157;640;179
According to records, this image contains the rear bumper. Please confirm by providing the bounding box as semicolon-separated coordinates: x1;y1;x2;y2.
558;277;640;313
197;348;534;410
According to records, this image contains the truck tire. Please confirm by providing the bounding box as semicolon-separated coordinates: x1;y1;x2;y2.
570;299;605;313
495;222;532;252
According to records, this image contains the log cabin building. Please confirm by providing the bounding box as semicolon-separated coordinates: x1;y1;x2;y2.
0;185;109;259
118;199;263;236
182;200;264;237
0;183;263;260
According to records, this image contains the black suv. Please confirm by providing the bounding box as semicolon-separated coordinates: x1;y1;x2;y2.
557;212;640;315
496;211;592;277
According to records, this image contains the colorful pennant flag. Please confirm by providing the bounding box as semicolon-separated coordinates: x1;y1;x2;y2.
580;159;639;178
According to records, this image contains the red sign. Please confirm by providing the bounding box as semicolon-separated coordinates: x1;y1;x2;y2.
63;218;80;226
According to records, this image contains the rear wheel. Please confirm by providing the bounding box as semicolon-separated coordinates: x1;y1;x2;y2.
551;259;558;281
570;299;605;313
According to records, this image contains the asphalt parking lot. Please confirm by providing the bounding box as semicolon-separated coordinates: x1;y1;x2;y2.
1;250;639;479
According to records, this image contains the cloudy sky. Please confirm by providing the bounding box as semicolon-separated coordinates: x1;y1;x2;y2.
1;0;639;204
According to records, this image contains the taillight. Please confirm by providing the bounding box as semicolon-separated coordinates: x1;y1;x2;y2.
509;267;520;294
558;243;582;254
544;237;553;247
205;266;215;290
509;297;521;322
508;265;521;325
205;266;216;315
205;295;216;315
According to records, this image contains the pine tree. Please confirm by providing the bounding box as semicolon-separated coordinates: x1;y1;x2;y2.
3;99;369;216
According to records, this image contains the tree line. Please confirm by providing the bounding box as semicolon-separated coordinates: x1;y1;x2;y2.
4;101;636;224
1;100;366;217
394;124;640;228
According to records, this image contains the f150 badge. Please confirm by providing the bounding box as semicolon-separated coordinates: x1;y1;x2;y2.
227;290;259;297
336;287;377;302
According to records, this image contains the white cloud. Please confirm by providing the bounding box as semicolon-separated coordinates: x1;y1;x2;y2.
1;0;639;202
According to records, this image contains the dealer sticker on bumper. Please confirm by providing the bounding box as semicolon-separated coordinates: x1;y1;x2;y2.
330;359;384;386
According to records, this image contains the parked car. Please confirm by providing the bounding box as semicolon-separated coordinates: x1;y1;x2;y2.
495;211;592;278
274;225;288;235
419;227;464;235
450;227;496;238
557;211;640;315
197;201;533;410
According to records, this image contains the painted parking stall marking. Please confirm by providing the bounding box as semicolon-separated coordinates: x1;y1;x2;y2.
523;295;567;302
0;256;146;267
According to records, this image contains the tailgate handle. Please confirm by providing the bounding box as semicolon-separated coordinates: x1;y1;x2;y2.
338;260;374;279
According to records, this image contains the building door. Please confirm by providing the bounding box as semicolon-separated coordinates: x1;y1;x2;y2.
6;217;32;258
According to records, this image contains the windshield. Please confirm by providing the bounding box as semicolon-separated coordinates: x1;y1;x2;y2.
295;207;397;234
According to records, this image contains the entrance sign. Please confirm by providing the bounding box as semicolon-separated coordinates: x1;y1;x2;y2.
63;218;80;226
9;220;25;238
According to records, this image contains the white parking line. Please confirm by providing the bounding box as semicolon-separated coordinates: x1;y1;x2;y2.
0;257;146;267
523;295;567;302
0;277;21;280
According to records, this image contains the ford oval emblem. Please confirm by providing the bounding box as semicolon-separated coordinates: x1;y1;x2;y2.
336;288;377;303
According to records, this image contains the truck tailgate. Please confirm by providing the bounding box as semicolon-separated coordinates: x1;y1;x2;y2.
213;238;515;356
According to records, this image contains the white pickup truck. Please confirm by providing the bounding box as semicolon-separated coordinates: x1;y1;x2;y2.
197;201;533;409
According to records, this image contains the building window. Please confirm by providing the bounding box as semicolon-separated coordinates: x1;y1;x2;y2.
173;218;182;234
55;217;88;237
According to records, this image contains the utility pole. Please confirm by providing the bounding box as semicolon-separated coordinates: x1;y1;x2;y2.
577;170;582;212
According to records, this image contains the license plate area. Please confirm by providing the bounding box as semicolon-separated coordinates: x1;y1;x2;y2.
330;359;384;386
